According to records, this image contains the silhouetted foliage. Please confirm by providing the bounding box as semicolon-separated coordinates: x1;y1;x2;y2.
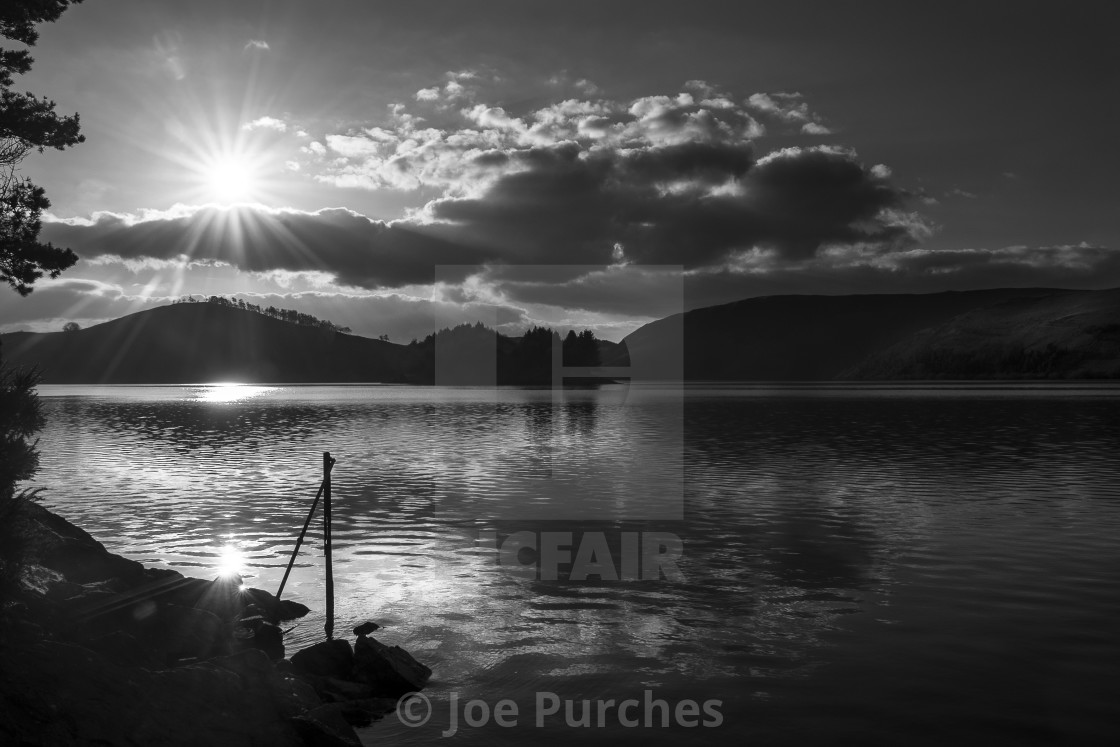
173;295;352;334
0;344;44;507
408;323;606;385
62;321;79;332
1;0;84;296
563;329;601;367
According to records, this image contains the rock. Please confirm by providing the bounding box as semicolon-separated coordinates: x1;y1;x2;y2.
0;502;348;745
58;591;223;666
272;674;323;718
291;703;363;747
242;587;311;623
353;621;380;636
190;576;246;621
337;697;398;726
82;630;154;667
17;563;66;596
211;649;324;718
291;638;354;679
209;648;274;680
320;676;375;702
352;635;432;698
82;576;135;595
11;502;146;585
278;599;311;621
151;603;230;664
247;620;285;661
0;639;307;746
147;575;211;609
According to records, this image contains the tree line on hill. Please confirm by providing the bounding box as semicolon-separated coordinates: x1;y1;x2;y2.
404;322;604;385
173;295;352;334
168;300;609;384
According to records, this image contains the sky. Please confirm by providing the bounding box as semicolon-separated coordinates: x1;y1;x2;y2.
3;0;1118;340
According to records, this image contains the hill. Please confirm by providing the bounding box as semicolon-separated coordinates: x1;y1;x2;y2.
5;289;1118;383
0;303;628;385
844;289;1120;379
616;288;1120;380
0;303;411;384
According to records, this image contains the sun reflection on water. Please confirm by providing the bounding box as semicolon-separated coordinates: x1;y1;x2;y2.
191;383;277;403
216;544;246;579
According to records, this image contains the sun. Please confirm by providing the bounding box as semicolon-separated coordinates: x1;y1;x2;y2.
203;154;260;203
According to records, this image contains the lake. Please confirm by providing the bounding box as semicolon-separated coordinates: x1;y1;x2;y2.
31;383;1120;745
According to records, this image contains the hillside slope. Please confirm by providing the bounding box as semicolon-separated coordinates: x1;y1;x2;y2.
617;288;1119;380
844;289;1120;379
0;303;411;384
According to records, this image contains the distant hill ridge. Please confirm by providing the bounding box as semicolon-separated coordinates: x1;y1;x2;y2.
616;287;1120;380
3;288;1118;383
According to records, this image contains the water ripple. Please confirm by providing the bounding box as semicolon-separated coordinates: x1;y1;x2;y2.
29;383;1120;745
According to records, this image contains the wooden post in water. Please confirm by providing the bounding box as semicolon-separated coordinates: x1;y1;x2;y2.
323;451;336;639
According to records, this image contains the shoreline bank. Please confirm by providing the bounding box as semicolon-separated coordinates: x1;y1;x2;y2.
0;499;431;746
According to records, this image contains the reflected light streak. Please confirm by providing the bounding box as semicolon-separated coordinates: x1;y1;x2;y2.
191;383;278;403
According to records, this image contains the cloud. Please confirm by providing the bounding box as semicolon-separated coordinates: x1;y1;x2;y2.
0;277;165;332
420;142;922;268
0;274;535;342
302;141;327;157
746;91;831;133
309;80;919;267
874;243;1117;275
242;116;288;132
476;242;1120;320
244;40;270;51
411;70;484;106
41;204;499;290
152;32;186;80
316;83;774;194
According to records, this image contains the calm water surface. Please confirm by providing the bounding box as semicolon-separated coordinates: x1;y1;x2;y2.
31;383;1120;745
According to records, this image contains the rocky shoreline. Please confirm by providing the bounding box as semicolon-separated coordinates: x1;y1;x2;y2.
0;500;431;746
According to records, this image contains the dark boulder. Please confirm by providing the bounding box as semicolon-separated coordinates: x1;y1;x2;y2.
241;620;285;661
291;638;354;679
12;503;145;585
353;621;380;636
291;703;363;747
337;697;397;727
278;599;312;621
352;635;432;697
319;676;375;702
242;587;312;623
0;639;308;746
152;603;230;663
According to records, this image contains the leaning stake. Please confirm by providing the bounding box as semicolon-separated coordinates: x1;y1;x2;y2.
275;479;327;600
